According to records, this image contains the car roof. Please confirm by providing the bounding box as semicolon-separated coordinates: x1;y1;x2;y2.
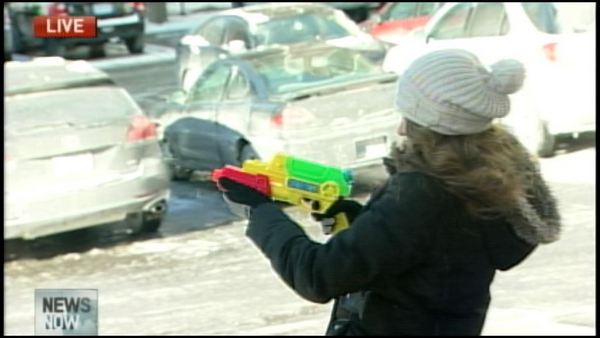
5;57;115;96
221;2;337;24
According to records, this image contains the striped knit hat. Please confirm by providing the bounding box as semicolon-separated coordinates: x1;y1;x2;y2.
395;49;526;135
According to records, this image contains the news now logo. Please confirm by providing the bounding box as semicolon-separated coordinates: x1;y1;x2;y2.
33;16;97;38
35;289;98;336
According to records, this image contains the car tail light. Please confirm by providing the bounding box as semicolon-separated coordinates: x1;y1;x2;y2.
271;114;283;128
272;105;317;129
48;3;68;16
127;115;157;142
128;2;145;12
542;43;557;62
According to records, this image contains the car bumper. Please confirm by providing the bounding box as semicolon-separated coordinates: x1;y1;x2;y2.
256;113;400;169
4;159;170;240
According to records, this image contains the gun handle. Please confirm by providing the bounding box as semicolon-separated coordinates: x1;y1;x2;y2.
332;212;350;235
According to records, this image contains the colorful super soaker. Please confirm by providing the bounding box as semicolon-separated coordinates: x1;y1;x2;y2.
211;153;353;235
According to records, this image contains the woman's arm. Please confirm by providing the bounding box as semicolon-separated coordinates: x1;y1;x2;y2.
246;173;440;303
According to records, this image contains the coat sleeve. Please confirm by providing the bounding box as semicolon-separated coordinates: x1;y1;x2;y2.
245;173;440;304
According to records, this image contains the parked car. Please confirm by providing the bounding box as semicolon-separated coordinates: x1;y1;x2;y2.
7;2;145;57
383;2;596;157
4;5;12;61
361;2;444;44
176;2;389;91
324;2;385;23
156;44;400;181
4;57;169;240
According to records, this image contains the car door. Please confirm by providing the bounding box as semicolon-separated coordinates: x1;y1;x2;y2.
165;63;232;168
424;2;514;65
215;64;254;137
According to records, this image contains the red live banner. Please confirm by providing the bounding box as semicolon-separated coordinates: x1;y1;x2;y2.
33;16;97;38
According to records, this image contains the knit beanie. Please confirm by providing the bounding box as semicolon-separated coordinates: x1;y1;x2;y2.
395;49;526;135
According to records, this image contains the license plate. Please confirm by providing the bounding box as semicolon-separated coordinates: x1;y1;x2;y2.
93;3;114;15
355;136;388;160
53;153;94;177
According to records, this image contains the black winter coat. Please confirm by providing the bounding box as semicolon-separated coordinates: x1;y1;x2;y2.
245;169;559;335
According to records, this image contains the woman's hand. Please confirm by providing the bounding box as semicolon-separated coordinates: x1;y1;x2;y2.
312;198;363;224
218;178;272;208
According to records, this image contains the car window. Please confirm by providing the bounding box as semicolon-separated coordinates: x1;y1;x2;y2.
188;64;231;102
200;18;227;45
469;2;509;37
387;2;418;20
5;86;139;135
553;2;595;33
251;49;383;95
419;2;442;16
255;13;352;45
226;68;252;100
524;2;596;34
430;3;473;39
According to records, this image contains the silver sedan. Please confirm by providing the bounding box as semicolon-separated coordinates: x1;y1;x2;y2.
4;58;170;240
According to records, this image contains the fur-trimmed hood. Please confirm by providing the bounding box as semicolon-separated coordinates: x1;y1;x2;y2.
383;141;562;247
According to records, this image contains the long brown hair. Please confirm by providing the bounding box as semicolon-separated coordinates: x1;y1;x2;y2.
395;119;535;219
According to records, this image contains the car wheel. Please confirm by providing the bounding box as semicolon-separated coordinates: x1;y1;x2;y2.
44;39;66;57
172;166;193;181
126;211;164;235
125;35;144;54
89;44;106;58
537;121;556;158
11;22;25;53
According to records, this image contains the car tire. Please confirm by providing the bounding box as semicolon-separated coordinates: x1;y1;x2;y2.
11;20;25;54
172;166;193;181
44;39;66;57
537;121;556;158
126;211;163;235
125;35;144;54
89;44;106;58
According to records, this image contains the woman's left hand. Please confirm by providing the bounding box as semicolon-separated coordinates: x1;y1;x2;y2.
218;178;272;208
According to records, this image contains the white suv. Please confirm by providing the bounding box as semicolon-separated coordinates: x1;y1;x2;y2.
383;2;595;157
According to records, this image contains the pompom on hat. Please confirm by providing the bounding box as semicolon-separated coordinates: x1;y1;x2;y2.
395;49;526;135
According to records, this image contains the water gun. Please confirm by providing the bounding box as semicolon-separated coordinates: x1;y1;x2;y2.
211;153;353;235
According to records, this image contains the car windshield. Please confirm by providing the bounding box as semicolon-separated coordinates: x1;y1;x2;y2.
5;86;140;135
523;2;596;34
249;48;384;95
254;11;360;45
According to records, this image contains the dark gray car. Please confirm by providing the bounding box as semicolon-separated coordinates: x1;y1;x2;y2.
156;44;400;181
5;58;169;240
176;2;389;91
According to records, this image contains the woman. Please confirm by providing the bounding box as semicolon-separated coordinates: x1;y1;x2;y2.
218;49;561;335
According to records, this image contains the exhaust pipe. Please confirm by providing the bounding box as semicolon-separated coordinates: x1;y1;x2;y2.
146;200;167;216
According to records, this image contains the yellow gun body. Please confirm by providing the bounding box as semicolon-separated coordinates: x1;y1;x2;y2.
241;153;352;234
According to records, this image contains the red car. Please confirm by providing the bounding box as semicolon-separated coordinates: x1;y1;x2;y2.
362;2;443;44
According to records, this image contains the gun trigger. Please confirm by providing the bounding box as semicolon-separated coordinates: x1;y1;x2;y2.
311;200;321;211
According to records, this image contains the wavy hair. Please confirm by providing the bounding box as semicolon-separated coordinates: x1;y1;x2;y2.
394;119;535;219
